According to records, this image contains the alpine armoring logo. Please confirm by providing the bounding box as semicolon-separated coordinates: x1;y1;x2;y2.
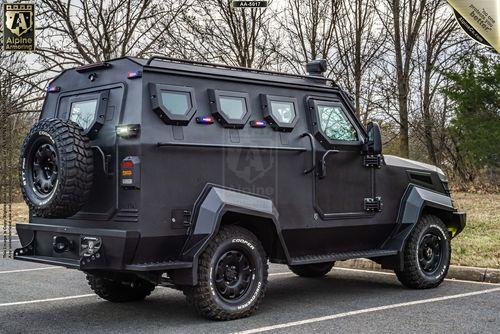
2;3;35;51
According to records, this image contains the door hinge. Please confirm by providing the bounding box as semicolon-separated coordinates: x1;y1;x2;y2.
171;209;192;229
364;197;383;212
363;154;382;168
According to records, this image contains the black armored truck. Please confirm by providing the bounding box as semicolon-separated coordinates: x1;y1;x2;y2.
15;57;466;320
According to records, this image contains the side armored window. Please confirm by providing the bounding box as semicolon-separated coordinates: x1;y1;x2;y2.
270;101;296;124
317;104;358;141
260;95;299;131
208;90;251;129
161;91;191;116
219;96;247;120
149;84;197;126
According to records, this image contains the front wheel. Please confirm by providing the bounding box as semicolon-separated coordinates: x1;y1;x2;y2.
184;225;268;320
395;215;451;289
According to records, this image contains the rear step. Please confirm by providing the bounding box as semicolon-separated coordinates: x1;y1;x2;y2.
290;249;398;266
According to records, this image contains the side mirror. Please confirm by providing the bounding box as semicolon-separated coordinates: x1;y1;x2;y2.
366;122;382;155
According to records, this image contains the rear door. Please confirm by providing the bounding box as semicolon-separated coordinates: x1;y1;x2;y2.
56;84;124;219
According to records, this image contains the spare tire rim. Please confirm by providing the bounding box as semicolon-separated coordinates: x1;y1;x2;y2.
418;232;443;275
29;140;58;198
214;249;254;303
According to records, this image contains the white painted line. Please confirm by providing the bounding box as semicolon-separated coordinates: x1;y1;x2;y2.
268;272;292;277
0;294;95;307
333;267;500;286
233;287;500;334
0;267;63;274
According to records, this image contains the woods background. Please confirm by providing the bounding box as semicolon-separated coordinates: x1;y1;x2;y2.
0;0;499;201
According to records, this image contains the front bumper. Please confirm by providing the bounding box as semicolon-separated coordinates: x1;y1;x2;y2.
14;223;140;270
450;211;466;237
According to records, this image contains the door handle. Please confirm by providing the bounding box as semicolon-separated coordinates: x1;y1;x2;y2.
319;149;339;178
300;133;316;175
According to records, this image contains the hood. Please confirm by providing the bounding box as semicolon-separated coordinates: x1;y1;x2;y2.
384;155;447;181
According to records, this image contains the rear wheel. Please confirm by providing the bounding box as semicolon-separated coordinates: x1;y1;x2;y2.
86;272;155;302
289;262;335;278
395;215;451;289
184;225;268;320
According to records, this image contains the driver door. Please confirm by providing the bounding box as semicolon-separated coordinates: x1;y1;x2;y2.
308;97;385;251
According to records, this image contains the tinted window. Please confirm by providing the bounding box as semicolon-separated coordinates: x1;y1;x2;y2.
270;100;296;124
161;91;191;115
219;96;246;120
70;99;97;130
317;104;358;141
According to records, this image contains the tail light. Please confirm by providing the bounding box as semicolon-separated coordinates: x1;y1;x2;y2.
121;156;141;189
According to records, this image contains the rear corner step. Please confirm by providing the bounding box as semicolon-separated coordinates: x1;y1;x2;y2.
290;249;398;266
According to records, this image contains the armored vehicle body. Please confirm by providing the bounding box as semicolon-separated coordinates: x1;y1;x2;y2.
15;57;466;320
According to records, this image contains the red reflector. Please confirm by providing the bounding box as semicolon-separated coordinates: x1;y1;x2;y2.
121;161;134;168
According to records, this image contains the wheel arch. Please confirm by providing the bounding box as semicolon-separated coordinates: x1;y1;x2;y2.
379;184;462;270
175;184;289;286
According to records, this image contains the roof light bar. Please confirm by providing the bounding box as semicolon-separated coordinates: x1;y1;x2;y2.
76;62;111;73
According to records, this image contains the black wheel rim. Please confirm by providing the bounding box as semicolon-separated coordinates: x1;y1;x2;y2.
28;139;58;198
418;232;443;275
214;249;254;303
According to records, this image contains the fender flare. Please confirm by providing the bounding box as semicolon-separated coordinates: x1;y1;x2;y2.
178;184;289;285
382;184;455;253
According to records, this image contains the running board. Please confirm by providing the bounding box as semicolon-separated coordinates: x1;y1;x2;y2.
290;249;398;266
125;261;192;271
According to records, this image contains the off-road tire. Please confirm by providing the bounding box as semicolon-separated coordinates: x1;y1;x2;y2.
183;225;268;321
395;215;451;289
86;272;155;302
19;118;93;218
288;262;335;278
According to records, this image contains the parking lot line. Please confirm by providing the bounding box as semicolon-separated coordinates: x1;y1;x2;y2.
233;287;500;334
268;272;292;277
0;267;63;274
333;267;500;286
0;294;95;307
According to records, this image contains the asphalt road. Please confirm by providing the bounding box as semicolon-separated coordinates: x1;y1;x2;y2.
0;249;499;334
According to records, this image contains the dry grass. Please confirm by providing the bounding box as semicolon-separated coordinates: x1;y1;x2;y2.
1;192;499;268
0;202;29;226
451;192;500;268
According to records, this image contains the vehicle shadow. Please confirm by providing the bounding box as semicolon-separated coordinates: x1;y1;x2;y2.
1;273;406;333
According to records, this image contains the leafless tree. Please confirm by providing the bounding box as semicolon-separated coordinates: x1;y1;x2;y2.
280;0;341;74
334;0;386;122
416;2;462;165
36;0;190;72
377;0;427;158
168;0;278;68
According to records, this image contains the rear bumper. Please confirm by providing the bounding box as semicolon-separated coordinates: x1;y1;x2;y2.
14;223;193;273
14;223;140;270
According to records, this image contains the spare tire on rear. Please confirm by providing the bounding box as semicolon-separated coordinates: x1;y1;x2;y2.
19;118;94;218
